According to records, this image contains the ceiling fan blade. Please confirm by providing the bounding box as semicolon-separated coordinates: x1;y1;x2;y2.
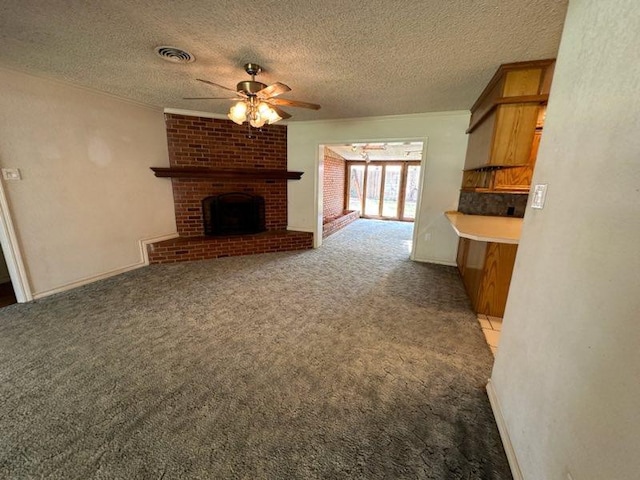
196;78;245;96
183;97;240;100
268;98;321;110
270;105;292;120
257;82;291;99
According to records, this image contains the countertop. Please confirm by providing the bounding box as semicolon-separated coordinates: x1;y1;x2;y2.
445;211;522;244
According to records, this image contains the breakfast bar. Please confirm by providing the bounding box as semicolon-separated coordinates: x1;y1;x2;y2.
445;211;522;244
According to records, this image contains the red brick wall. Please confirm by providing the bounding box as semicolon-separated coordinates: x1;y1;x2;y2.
323;147;346;222
148;230;313;264
322;210;359;238
165;114;288;237
149;113;313;263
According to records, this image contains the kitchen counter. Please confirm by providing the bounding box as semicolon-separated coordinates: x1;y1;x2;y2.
445;211;522;244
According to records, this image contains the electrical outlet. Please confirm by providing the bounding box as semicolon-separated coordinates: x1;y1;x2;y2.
424;233;431;241
1;168;22;181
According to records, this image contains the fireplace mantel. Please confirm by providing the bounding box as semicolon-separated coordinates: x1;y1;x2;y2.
150;167;303;180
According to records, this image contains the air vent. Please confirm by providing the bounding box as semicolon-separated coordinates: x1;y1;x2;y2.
154;46;195;64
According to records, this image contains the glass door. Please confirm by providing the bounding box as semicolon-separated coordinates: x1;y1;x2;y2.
348;165;365;212
364;165;382;216
347;161;422;221
382;164;402;218
402;164;421;220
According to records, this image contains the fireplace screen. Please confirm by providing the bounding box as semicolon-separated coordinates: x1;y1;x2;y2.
202;193;266;236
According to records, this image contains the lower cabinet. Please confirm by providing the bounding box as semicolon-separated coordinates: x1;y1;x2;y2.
456;237;518;317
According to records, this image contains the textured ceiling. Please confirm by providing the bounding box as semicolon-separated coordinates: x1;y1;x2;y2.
0;0;568;122
328;142;424;161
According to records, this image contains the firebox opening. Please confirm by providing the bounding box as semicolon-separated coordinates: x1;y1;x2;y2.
202;193;266;236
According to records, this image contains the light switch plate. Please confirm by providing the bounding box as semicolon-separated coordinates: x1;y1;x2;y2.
1;168;22;181
531;184;547;209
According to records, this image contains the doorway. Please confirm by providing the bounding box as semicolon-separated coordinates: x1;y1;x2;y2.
0;250;17;307
0;179;31;305
317;140;426;252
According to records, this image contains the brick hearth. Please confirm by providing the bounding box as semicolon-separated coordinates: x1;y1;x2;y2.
147;114;313;264
147;230;312;264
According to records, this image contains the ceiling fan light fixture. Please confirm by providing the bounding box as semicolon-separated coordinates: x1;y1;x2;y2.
228;101;248;124
258;102;282;124
257;102;272;120
193;62;319;129
249;113;266;128
267;110;282;124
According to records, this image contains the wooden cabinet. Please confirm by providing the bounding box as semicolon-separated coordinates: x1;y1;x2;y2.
461;169;492;191
465;103;541;169
456;237;469;275
492;129;541;192
462;60;554;192
456;238;518;318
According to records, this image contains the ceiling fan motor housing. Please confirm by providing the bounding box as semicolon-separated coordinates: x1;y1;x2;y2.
237;63;267;95
236;80;267;96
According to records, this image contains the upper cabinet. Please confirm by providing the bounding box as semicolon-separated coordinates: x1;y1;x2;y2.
463;60;555;177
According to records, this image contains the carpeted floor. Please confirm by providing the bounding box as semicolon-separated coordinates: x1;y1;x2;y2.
0;220;512;479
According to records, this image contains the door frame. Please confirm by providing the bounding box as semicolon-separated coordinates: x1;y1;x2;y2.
0;180;32;302
315;137;428;252
345;160;421;221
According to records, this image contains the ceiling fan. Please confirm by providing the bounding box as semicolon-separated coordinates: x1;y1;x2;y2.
184;63;321;128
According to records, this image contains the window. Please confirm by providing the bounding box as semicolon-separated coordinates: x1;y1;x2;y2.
346;161;421;221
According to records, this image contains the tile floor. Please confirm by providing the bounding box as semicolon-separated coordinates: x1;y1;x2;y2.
477;314;502;356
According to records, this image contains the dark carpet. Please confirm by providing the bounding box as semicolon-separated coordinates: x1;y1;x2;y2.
0;219;511;479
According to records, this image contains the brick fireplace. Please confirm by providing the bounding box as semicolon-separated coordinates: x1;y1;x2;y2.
146;114;313;264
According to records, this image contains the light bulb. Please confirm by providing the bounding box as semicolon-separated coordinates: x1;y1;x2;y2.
228;101;248;125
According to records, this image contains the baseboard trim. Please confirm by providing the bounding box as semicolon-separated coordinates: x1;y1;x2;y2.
411;255;457;266
33;232;180;299
32;262;146;299
486;379;524;480
139;233;180;265
286;226;315;234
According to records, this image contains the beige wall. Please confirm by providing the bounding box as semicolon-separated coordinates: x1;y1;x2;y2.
0;68;176;297
287;112;470;264
491;1;640;479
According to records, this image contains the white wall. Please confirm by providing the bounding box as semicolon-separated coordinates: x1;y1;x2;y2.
287;112;470;264
0;68;176;297
491;1;640;479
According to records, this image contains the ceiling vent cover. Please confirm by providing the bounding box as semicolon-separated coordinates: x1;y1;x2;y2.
155;46;195;64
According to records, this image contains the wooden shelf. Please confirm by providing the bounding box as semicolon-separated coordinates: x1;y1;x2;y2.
150;167;304;180
466;94;549;134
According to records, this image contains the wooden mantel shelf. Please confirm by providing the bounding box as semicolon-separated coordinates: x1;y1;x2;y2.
150;167;304;180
